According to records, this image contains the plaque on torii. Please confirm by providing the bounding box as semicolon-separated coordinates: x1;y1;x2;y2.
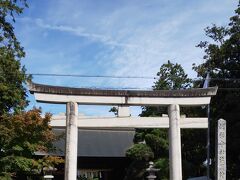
28;81;217;180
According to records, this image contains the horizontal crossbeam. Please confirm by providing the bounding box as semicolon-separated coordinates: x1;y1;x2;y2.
35;93;211;106
50;116;208;129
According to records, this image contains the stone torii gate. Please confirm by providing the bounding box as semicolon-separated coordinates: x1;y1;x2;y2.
28;82;217;180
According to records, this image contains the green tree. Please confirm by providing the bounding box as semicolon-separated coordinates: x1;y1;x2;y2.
153;60;191;90
0;109;64;179
0;1;63;179
124;61;192;180
0;0;29;115
193;2;240;179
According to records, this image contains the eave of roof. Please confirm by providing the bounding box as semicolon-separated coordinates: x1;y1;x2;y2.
27;81;218;98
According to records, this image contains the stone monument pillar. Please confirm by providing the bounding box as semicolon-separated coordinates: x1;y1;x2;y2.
216;119;226;180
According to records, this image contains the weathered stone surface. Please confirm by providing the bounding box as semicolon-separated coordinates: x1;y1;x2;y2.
65;102;78;180
168;104;182;180
216;119;226;180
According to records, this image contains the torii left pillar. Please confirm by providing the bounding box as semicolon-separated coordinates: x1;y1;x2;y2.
169;104;182;180
64;102;78;180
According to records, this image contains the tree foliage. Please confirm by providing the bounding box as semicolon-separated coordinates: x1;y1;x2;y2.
0;0;29;115
0;0;28;57
126;144;154;161
153;60;191;90
0;49;29;115
193;2;240;179
0;108;64;178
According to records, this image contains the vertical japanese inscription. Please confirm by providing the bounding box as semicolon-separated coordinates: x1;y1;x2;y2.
216;119;226;180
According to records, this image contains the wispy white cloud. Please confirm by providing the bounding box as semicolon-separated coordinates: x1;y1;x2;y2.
34;18;138;48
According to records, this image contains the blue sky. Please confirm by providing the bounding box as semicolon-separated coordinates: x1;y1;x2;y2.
15;0;238;116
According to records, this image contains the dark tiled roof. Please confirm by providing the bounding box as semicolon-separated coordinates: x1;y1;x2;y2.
50;128;135;157
28;81;218;97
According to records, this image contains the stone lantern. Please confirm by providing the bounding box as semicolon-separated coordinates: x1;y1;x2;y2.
146;161;160;180
43;166;57;180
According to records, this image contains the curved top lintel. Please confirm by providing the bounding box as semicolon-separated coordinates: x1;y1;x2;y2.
28;81;218;98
